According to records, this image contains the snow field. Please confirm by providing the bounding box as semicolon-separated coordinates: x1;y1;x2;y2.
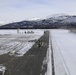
0;29;43;34
0;30;44;57
51;29;76;75
51;33;69;75
46;32;52;75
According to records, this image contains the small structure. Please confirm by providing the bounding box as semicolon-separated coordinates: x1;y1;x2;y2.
27;31;34;34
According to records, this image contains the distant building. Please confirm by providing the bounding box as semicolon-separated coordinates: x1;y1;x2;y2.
27;31;34;34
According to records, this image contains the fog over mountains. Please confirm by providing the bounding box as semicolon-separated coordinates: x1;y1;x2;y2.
0;14;76;29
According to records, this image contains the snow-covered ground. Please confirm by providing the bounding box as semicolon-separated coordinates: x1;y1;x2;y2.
0;64;6;75
46;33;52;75
50;29;76;75
0;29;44;57
1;29;76;75
0;29;43;34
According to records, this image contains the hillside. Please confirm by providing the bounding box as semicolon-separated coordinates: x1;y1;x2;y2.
0;14;76;29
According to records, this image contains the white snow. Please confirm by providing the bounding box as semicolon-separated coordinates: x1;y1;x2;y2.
0;29;44;57
15;42;35;57
0;65;6;75
0;29;43;34
40;57;47;75
50;29;76;75
46;33;52;75
47;14;69;19
62;16;76;23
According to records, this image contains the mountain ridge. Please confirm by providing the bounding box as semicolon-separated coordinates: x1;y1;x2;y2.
0;14;76;29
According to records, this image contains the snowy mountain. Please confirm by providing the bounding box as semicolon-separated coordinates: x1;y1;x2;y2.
61;16;76;23
46;14;76;23
0;14;76;29
47;14;69;20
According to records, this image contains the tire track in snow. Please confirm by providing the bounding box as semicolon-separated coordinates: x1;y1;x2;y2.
50;30;71;75
53;39;71;75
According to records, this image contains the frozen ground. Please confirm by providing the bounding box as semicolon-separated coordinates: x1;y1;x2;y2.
1;29;76;75
50;29;76;75
0;29;43;34
0;30;49;75
46;33;52;75
0;29;43;56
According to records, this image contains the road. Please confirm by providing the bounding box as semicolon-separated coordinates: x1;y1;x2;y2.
50;29;76;75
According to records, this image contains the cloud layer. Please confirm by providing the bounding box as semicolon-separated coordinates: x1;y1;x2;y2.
0;0;76;23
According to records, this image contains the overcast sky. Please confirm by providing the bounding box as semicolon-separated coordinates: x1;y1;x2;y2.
0;0;76;24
